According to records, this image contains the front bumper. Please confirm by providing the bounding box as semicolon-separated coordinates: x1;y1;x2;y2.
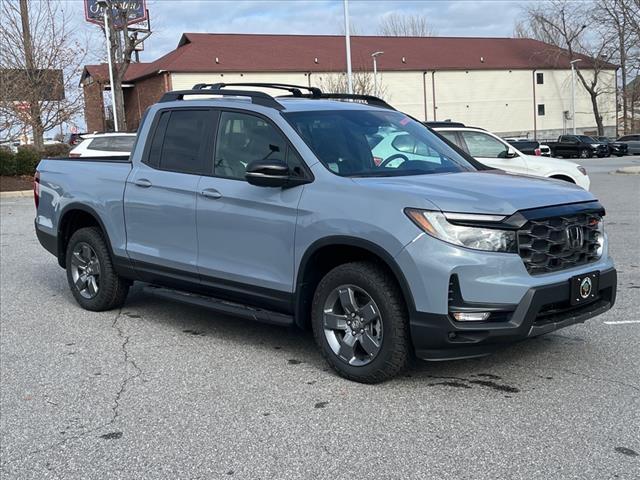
410;268;616;360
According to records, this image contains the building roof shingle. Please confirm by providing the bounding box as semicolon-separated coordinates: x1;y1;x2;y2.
83;33;616;83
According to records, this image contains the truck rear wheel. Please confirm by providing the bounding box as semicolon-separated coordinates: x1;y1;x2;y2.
579;148;592;158
65;227;129;311
311;261;411;383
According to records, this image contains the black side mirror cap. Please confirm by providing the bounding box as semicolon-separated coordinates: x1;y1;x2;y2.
245;159;290;187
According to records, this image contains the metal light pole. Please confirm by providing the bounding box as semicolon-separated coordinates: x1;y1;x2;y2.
570;58;582;134
99;0;119;132
343;0;353;94
371;51;384;97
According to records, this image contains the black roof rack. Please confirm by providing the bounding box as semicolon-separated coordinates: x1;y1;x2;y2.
159;82;395;111
203;82;323;98
159;84;285;110
423;121;467;128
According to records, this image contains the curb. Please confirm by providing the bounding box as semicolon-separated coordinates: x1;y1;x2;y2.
0;190;33;198
612;166;640;175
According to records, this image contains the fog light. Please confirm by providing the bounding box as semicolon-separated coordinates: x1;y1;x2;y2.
452;312;491;322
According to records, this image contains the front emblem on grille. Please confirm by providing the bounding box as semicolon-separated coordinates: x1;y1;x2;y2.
566;226;584;249
579;277;592;299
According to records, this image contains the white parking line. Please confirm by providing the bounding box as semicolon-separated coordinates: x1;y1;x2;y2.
604;320;640;325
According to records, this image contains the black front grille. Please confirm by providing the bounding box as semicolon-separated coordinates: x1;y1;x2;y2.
517;213;601;275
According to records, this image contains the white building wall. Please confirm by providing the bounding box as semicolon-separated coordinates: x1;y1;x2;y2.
172;68;617;138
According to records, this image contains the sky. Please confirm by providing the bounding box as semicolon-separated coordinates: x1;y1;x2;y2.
67;0;535;64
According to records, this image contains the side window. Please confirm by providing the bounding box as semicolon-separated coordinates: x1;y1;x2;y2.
438;131;463;149
460;131;509;158
157;109;212;175
287;147;306;178
146;111;170;168
214;111;287;180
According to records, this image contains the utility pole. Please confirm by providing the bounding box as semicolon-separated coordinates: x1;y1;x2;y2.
570;59;582;134
19;0;43;149
98;0;119;131
343;0;353;94
371;51;384;97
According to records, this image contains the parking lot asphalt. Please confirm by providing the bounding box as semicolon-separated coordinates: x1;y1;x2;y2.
1;157;639;480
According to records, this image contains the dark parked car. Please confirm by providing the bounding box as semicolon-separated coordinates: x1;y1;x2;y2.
505;139;542;156
594;137;628;157
616;134;640;155
547;135;608;159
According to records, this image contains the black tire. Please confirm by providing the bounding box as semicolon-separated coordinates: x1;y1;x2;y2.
579;148;592;159
311;261;410;383
65;227;129;311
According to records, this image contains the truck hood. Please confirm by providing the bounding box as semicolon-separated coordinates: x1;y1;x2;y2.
352;170;595;215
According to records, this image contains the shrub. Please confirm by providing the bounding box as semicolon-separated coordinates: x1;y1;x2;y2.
15;146;41;176
42;143;71;158
0;147;17;176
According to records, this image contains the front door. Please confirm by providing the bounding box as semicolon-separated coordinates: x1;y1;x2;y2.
459;130;530;175
196;110;305;311
124;108;215;280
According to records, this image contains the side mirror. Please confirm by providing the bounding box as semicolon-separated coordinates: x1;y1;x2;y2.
501;146;518;158
245;159;290;187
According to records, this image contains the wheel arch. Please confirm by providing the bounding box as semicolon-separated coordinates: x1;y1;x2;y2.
294;236;416;329
548;174;576;184
57;203;113;268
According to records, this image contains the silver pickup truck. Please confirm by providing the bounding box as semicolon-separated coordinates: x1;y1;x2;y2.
34;83;617;383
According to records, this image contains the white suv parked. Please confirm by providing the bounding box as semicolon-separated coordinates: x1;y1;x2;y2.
432;125;590;190
69;133;136;158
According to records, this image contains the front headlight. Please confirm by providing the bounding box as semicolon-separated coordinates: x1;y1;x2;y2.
596;217;605;257
405;209;517;252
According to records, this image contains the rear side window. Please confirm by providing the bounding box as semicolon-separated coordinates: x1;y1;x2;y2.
148;109;213;175
438;131;463;149
88;136;136;152
460;131;508;158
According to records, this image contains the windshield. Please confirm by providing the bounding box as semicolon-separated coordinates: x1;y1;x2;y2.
578;135;598;143
283;110;476;177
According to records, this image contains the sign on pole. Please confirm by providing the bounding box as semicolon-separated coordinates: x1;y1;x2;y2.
84;0;148;29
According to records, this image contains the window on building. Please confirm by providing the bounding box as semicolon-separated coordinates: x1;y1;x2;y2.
536;72;544;85
158;109;213;174
537;104;546;116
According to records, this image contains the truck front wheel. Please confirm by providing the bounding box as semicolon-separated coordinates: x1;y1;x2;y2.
579;148;592;159
311;261;411;383
65;227;129;311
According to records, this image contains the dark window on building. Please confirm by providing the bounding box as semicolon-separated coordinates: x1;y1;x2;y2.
537;104;545;116
536;73;544;84
158;109;213;175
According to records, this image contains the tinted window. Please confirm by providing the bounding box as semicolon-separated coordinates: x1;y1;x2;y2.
438;131;463;148
159;110;212;174
284;110;474;177
460;131;509;158
88;136;136;152
214;111;287;180
578;135;597;143
146;111;170;168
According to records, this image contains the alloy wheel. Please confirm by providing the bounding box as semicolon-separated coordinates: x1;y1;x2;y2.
70;242;101;299
322;284;383;366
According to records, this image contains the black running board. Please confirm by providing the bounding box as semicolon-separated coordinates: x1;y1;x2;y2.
143;285;295;327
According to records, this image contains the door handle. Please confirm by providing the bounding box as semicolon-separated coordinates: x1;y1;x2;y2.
200;188;222;199
134;178;152;188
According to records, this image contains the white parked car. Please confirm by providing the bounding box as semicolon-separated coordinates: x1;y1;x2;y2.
433;126;590;190
69;133;136;158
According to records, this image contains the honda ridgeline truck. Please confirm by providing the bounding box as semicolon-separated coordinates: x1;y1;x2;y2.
34;84;617;383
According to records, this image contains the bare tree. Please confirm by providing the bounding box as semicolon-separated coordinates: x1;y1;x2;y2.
317;70;387;98
520;0;617;135
0;0;88;149
378;13;435;37
102;1;151;131
599;0;640;133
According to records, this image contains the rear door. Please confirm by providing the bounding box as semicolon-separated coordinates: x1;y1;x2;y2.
195;109;306;310
124;108;215;280
458;130;529;175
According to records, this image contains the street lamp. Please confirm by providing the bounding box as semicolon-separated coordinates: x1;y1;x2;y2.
570;58;582;134
97;0;118;132
371;51;384;97
343;0;353;94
